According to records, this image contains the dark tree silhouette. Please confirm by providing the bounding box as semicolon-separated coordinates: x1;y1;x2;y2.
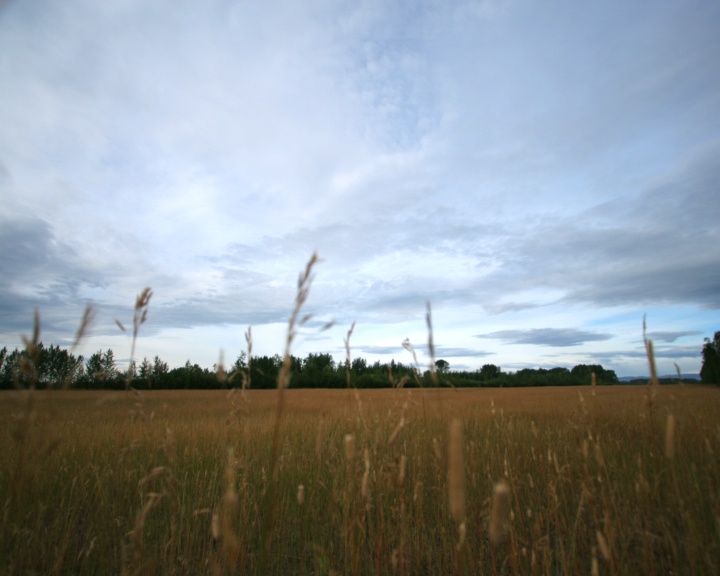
701;331;720;384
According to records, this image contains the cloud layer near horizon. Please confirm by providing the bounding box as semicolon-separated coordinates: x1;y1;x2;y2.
1;0;718;376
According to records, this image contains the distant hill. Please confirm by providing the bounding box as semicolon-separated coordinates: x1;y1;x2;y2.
618;374;700;383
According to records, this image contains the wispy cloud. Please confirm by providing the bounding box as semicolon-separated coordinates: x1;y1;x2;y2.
646;331;703;343
357;344;493;359
476;329;613;348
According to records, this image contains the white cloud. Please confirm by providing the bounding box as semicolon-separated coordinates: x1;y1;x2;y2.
1;0;719;376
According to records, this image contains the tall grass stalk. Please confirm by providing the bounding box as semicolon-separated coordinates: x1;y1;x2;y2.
260;252;319;573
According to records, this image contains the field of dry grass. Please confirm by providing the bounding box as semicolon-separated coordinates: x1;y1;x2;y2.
1;384;719;575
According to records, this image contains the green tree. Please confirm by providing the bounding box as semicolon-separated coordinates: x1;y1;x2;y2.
547;367;572;386
227;352;248;387
250;355;281;389
571;364;618;385
231;352;247;374
86;352;102;380
0;343;83;389
150;355;170;388
139;357;153;381
435;359;450;374
0;346;7;377
701;331;720;384
0;347;21;388
479;364;502;381
153;355;169;375
351;357;368;375
86;349;117;381
170;360;215;389
39;344;84;388
125;360;137;381
303;353;335;373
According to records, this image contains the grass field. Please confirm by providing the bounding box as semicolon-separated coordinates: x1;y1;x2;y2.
1;385;719;575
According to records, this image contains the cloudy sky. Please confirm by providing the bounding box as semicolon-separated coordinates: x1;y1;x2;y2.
1;0;719;378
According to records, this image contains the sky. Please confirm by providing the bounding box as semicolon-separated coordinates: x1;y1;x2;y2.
1;0;719;378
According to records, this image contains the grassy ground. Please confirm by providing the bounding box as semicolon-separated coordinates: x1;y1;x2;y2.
1;385;719;575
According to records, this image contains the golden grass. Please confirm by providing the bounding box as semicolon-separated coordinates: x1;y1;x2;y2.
1;384;719;574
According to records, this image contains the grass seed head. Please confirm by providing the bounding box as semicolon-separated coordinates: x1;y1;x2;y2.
397;455;407;488
489;480;511;544
591;548;600;576
456;520;467;551
344;434;356;462
211;512;221;540
297;484;305;506
361;449;371;499
596;530;611;561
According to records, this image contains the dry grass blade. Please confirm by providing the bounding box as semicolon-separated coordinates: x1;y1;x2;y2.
134;288;153;334
402;338;419;368
20;309;41;378
128;491;166;570
241;326;253;392
665;414;676;460
448;418;466;522
426;301;437;385
674;362;684;385
219;446;240;569
216;349;227;387
643;315;659;387
71;303;95;351
61;303;97;389
261;252;319;572
344;321;356;389
643;316;660;417
21;308;41;351
123;287;153;390
402;337;425;387
646;340;659;387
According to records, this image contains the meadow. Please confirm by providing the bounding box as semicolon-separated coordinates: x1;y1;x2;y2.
1;384;718;575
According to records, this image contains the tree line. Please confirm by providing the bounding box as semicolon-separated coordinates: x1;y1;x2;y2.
1;335;717;391
0;341;614;390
